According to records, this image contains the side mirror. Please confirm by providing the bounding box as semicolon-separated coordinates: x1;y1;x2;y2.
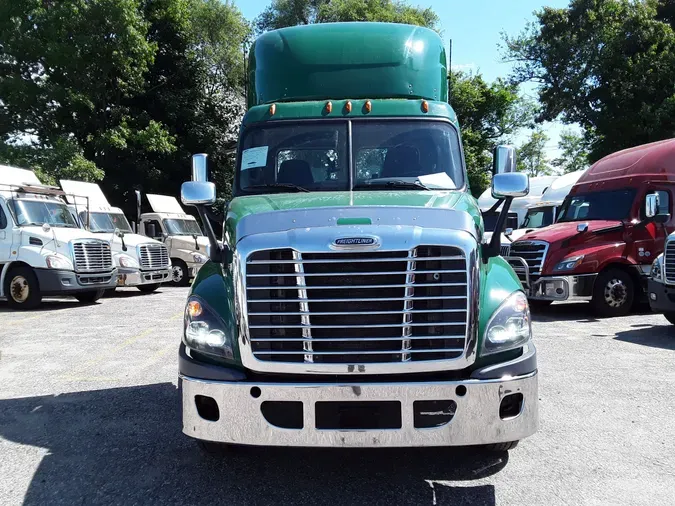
147;223;157;238
492;172;530;199
182;153;216;206
504;227;513;237
645;192;659;219
115;227;124;238
492;145;517;175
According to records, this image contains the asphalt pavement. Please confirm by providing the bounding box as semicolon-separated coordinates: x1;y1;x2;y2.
0;288;674;506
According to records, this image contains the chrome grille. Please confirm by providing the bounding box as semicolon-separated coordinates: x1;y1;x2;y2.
665;240;675;284
138;244;170;270
507;241;548;287
245;246;468;365
72;240;113;272
500;243;511;257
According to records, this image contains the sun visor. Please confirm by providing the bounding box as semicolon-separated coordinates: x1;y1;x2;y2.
147;194;185;214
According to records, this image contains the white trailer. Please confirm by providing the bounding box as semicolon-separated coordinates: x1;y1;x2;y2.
60;180;172;293
137;193;208;286
0;165;117;309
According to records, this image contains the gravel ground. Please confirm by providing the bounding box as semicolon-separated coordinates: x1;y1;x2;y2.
0;288;674;506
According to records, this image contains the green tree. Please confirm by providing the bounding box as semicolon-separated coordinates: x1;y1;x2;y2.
503;0;675;161
256;0;439;33
517;128;552;177
552;129;589;174
449;71;535;195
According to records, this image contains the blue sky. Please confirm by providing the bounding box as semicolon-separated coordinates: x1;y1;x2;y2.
232;0;576;159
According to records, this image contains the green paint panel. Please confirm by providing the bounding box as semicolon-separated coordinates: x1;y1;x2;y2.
337;217;371;225
247;22;448;109
242;99;458;127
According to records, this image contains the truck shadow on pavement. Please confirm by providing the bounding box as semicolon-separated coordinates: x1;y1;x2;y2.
531;302;653;323
0;383;504;505
0;300;89;313
614;325;675;351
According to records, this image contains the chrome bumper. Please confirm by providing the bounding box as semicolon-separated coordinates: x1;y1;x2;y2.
180;371;538;447
117;267;171;286
526;274;597;302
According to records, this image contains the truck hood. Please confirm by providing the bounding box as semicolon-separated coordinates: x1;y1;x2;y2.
20;226;103;244
87;232;161;252
167;235;209;252
518;220;623;243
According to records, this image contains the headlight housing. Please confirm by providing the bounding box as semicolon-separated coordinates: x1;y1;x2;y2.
553;255;584;272
183;296;233;359
46;255;73;270
483;291;532;355
118;254;139;269
192;253;207;264
651;254;664;282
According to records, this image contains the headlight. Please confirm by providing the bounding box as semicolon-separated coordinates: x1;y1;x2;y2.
183;296;233;359
483;291;532;355
118;255;139;268
46;255;72;270
553;255;584;272
651;254;664;282
192;253;207;264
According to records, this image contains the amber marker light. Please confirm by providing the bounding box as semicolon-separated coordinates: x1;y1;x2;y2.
345;101;352;113
269;103;276;116
421;100;429;113
364;100;372;113
325;101;333;113
187;300;203;318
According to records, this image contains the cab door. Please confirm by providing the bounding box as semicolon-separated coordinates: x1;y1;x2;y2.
0;199;13;270
628;185;674;268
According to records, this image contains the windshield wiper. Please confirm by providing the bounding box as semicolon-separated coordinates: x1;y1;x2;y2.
245;183;310;193
353;180;430;191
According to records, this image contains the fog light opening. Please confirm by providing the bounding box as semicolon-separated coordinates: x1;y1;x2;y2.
261;401;303;429
250;386;261;399
195;395;220;422
499;393;524;420
455;385;467;397
650;292;657;301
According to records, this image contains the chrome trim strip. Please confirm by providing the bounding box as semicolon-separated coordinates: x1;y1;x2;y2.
248;256;465;264
235;223;479;375
251;335;465;342
248;296;467;303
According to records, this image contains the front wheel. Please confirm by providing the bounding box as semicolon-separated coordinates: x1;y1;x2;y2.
664;312;675;325
169;259;190;287
138;283;160;293
591;268;635;317
74;289;105;304
4;266;42;310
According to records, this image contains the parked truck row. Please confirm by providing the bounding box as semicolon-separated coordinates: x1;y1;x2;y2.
0;165;209;309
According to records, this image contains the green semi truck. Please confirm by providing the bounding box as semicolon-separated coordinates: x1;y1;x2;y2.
178;22;538;451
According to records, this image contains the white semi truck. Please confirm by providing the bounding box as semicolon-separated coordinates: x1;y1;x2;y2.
137;193;208;286
0;165;118;309
60;180;172;293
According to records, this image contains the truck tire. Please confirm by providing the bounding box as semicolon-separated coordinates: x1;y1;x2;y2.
197;440;239;456
4;266;42;310
74;289;105;304
591;268;634;317
664;312;675;325
483;441;519;452
138;283;160;293
169;259;190;287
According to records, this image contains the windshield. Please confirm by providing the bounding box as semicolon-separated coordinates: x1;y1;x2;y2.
11;199;78;228
558;189;636;222
483;212;519;232
236;120;465;194
163;218;202;236
522;206;555;229
82;212;133;233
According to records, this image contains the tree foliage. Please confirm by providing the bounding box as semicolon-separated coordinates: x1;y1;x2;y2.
503;0;675;161
449;71;535;195
0;0;250;213
256;0;439;33
552;129;589;174
517;128;552;177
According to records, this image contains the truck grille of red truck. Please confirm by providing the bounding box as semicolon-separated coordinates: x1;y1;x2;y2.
507;241;549;287
665;240;675;284
245;246;468;365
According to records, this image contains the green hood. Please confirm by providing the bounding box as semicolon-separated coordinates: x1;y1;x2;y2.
226;190;482;243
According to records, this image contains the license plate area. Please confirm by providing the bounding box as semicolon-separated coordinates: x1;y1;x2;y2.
315;401;402;429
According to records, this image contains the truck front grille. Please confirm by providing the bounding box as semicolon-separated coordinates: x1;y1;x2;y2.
138;244;170;270
507;241;548;287
245;246;468;365
665;240;675;284
500;244;511;257
72;240;113;273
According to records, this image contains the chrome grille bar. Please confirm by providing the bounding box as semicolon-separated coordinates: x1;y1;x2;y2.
665;240;675;284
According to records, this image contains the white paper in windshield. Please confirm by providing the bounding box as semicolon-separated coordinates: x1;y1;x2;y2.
241;146;269;170
418;172;456;189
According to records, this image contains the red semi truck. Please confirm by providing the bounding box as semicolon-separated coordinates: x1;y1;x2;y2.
508;138;674;316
